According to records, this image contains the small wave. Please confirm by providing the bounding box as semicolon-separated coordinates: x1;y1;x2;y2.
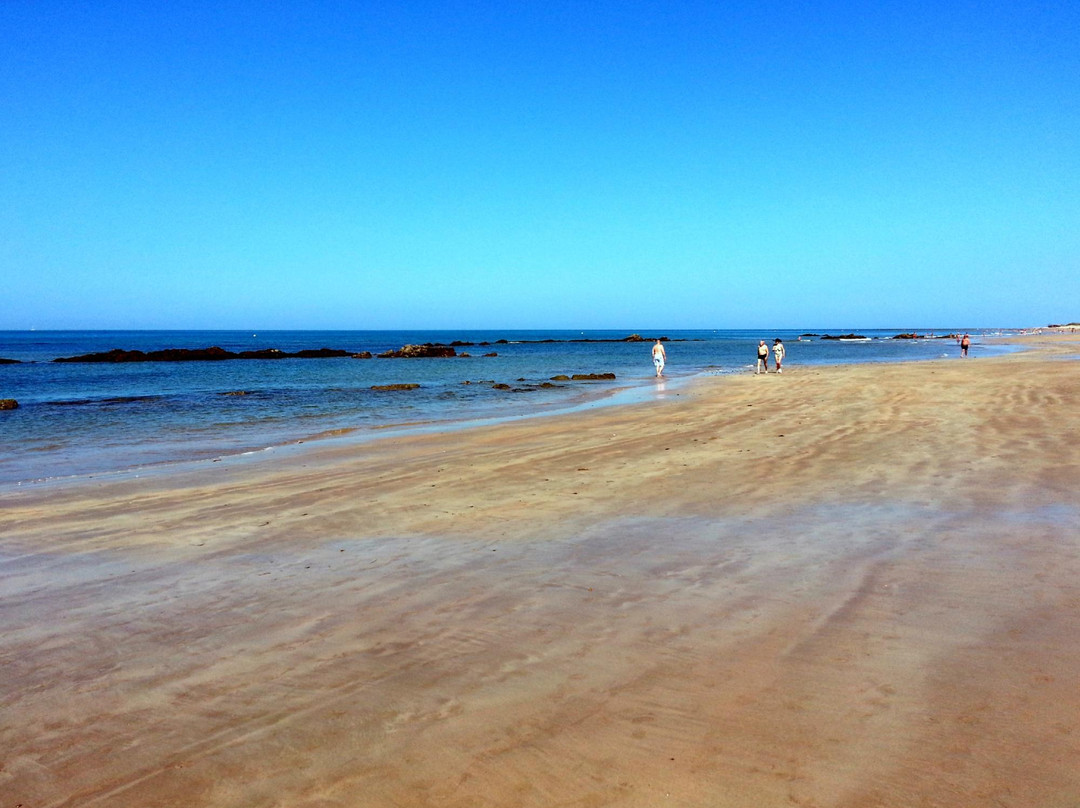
307;426;360;440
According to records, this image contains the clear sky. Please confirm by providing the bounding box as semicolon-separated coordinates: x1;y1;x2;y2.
2;1;1077;330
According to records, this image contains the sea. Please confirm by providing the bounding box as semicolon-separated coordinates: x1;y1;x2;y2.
0;328;1021;486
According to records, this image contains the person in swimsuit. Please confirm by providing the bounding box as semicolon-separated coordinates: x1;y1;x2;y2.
960;333;970;357
772;338;785;373
652;340;667;377
756;340;769;374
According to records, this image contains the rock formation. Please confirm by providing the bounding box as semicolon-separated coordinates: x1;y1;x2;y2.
377;344;457;359
54;347;351;363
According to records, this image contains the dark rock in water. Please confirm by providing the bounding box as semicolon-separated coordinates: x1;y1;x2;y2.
623;333;644;342
458;352;471;357
572;373;616;380
231;347;349;359
377;344;457;358
240;348;283;358
892;333;920;339
550;374;570;381
492;383;511;390
352;351;373;359
371;383;420;391
54;346;351;363
221;390;250;396
483;352;498;357
0;399;18;410
54;347;227;362
291;348;350;358
820;334;868;341
540;382;559;388
799;333;820;337
0;357;21;364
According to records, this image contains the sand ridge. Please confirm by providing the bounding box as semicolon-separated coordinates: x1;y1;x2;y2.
1;335;1078;806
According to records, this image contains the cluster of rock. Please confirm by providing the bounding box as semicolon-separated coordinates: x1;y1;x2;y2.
550;373;617;381
891;333;956;340
0;357;20;364
477;372;617;393
808;332;960;341
0;399;17;410
376;344;457;358
382;373;620;394
371;344;505;358
53;347;351;363
33;335;680;365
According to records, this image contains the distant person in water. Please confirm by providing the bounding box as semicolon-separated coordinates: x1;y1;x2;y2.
772;338;786;373
652;340;667;377
756;340;769;374
960;333;971;357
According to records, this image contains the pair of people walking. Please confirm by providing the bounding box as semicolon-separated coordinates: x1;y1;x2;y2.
757;339;785;373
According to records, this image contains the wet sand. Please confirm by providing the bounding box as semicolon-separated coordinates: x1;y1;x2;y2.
2;335;1079;807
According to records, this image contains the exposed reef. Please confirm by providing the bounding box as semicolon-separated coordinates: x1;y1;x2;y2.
53;347;350;363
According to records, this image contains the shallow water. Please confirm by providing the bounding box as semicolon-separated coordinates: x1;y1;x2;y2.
0;328;1018;484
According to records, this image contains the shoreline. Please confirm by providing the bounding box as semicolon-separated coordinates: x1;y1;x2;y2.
0;333;1031;490
0;371;679;490
2;334;1078;806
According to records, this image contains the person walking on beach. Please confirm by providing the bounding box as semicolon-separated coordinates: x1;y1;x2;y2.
756;340;769;374
652;339;667;377
772;338;786;373
960;333;970;357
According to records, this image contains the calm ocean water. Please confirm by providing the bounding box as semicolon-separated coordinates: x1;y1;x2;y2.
0;328;1016;485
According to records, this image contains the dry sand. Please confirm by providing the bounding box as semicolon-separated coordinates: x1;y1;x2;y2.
2;335;1079;807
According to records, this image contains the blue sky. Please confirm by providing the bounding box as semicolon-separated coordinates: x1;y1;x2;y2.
2;1;1077;329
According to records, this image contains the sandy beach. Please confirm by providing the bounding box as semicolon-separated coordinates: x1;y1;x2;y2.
2;335;1078;808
